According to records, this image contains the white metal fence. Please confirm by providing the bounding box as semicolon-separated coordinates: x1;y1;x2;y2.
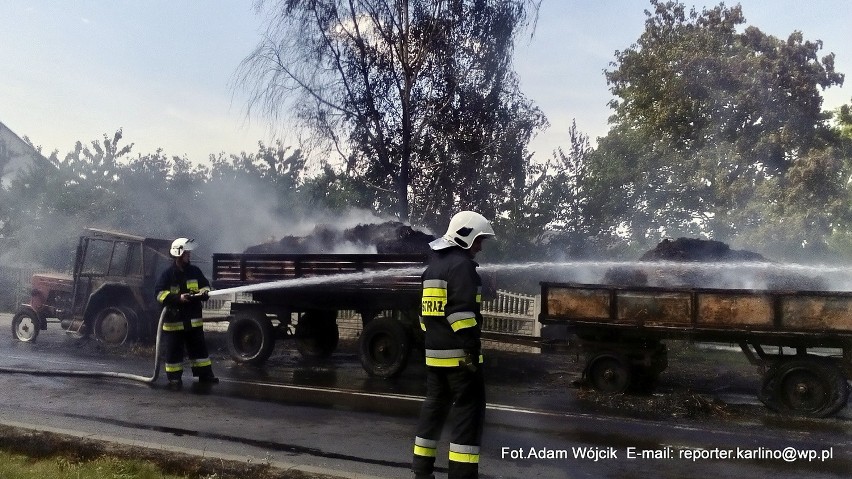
481;290;541;353
481;289;540;336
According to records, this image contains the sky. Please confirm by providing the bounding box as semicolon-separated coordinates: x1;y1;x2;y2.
1;1;850;165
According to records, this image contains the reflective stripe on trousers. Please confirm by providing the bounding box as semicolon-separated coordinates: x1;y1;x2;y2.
449;442;480;463
424;349;484;367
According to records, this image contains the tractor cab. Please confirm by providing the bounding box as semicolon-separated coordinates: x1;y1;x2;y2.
12;228;173;344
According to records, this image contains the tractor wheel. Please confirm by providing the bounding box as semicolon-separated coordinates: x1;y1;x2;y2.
11;308;40;342
94;306;137;345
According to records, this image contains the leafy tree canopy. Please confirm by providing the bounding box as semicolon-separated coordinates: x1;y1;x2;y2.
590;0;847;256
237;0;546;229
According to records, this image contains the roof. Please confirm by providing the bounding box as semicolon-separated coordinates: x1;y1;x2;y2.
0;121;52;186
85;227;171;248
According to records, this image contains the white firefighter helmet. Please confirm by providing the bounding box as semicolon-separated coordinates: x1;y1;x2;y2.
429;211;495;250
170;237;196;258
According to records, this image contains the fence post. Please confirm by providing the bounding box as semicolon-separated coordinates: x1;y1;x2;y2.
533;294;542;337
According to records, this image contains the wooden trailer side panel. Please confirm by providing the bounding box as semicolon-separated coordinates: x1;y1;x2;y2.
543;286;696;327
544;287;611;321
782;296;852;331
697;294;774;328
541;283;852;334
618;291;691;326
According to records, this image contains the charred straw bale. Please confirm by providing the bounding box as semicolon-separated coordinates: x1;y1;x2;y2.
377;225;435;254
639;238;766;262
243;221;434;254
602;267;649;286
606;238;826;290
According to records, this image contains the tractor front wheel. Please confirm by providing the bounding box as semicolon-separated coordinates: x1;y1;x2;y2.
11;308;41;342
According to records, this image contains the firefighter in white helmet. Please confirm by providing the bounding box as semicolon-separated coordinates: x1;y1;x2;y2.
412;211;495;479
154;238;218;388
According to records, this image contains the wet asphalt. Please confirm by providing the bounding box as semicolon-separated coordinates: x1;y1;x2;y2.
0;313;850;479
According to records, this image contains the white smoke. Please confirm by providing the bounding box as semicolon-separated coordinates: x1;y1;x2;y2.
479;260;852;293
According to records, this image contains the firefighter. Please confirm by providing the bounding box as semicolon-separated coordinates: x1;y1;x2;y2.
155;237;218;388
412;211;495;479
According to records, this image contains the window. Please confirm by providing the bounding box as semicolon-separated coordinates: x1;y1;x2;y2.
109;241;143;276
81;239;112;276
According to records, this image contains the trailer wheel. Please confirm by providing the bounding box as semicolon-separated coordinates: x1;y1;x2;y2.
630;367;661;394
295;311;339;358
12;308;40;342
759;357;849;418
359;317;411;378
94;306;137;345
227;312;275;365
631;344;669;393
585;351;632;394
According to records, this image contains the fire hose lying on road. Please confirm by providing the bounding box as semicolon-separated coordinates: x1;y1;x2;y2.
0;305;171;384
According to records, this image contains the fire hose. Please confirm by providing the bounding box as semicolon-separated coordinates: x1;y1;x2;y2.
0;305;172;384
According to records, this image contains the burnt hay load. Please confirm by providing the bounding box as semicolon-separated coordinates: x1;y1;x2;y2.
638;237;766;262
243;221;435;255
603;238;827;291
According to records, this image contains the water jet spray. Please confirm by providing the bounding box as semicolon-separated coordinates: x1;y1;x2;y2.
207;267;427;297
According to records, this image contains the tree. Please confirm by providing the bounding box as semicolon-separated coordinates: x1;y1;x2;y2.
516;121;611;258
118;148;208;238
0;131;139;268
607;1;843;167
836;100;852;143
236;0;543;226
594;0;846;251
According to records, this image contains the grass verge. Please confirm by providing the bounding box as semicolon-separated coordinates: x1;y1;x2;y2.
0;424;337;479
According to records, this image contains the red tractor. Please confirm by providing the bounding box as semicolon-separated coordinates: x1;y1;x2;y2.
12;228;173;344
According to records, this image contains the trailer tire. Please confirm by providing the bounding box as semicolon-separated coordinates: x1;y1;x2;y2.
759;357;849;418
359;317;411;378
227;312;275;365
295;311;339;358
629;368;660;394
93;306;137;345
631;343;668;394
584;351;632;394
12;308;40;342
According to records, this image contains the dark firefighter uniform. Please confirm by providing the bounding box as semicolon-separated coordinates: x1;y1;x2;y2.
154;262;215;382
413;247;486;479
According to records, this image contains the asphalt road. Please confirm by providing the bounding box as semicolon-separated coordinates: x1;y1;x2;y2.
0;312;850;479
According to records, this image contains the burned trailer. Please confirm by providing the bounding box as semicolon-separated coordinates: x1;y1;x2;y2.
212;253;426;378
540;282;852;418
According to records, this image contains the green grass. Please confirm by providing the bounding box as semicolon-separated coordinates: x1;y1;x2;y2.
0;450;216;479
0;425;292;479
